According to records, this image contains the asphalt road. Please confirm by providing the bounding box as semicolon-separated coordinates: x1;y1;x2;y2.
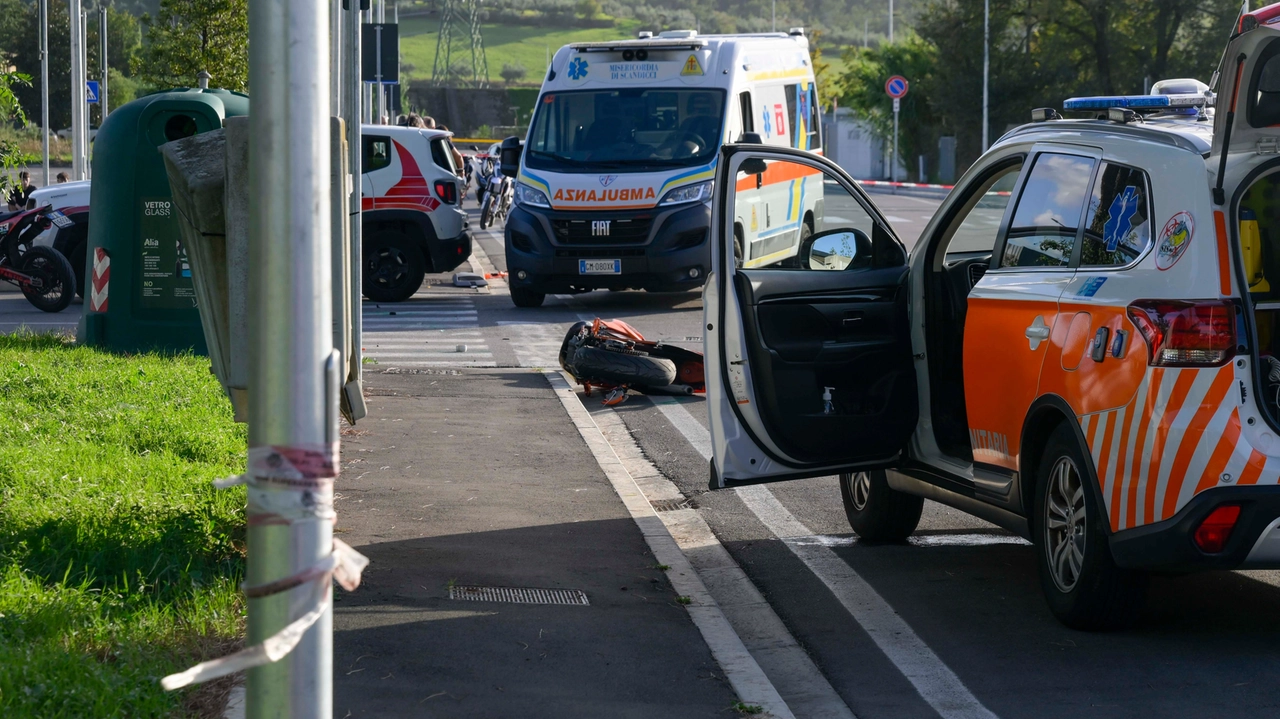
448;193;1280;719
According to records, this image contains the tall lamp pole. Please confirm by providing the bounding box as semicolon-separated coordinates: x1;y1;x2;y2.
39;0;48;184
889;0;894;43
982;0;989;151
99;4;108;119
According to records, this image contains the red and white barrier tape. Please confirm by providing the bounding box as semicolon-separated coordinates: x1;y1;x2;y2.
161;442;368;691
856;180;954;190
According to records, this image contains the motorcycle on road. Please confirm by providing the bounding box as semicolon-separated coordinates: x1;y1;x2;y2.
0;204;78;313
560;318;705;406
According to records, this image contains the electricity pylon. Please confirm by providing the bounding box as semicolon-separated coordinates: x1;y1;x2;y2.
432;0;489;88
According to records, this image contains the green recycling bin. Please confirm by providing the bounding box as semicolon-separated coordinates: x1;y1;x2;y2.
78;87;249;354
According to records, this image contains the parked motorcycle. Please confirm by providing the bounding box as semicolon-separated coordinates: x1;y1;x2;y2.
479;172;512;230
559;318;705;406
0;204;77;312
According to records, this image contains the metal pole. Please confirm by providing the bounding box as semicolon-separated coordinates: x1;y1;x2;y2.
69;0;86;181
889;0;893;44
345;0;364;412
771;0;775;32
374;25;383;124
378;0;386;123
246;0;334;714
39;0;48;185
892;98;899;182
982;0;989;151
99;5;108;119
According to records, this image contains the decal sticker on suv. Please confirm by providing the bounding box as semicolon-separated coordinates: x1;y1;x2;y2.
1156;211;1194;270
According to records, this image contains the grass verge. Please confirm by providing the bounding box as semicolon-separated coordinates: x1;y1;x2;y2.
0;332;247;718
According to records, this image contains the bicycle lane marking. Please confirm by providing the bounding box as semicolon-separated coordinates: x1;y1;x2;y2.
648;395;1002;719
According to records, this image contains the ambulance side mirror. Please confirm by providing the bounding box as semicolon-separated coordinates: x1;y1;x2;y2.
499;136;522;178
806;229;871;271
740;157;767;189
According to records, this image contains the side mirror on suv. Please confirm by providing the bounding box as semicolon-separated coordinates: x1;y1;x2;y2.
499;136;523;178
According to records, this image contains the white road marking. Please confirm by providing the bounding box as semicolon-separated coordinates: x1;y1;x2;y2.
545;370;797;719
647;396;1001;719
359;297;494;367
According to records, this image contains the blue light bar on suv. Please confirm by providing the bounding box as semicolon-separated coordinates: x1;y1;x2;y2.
1064;95;1171;110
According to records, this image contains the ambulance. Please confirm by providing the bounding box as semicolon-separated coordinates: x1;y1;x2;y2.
500;29;823;307
702;6;1280;630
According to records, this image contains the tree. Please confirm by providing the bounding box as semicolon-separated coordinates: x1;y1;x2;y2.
577;0;602;20
500;63;527;85
835;34;940;180
0;71;34;195
134;0;249;93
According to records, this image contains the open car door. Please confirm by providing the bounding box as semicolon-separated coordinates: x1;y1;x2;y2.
706;143;918;488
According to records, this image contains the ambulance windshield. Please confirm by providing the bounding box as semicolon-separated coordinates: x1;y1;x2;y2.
526;88;726;173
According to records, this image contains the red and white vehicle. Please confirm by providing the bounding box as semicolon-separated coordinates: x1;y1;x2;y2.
3;180;91;298
361;125;470;302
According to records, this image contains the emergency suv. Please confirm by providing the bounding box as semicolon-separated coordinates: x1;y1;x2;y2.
361;124;469;302
704;9;1280;630
500;29;823;307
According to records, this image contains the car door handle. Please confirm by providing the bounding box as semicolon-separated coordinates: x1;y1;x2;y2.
1025;316;1051;350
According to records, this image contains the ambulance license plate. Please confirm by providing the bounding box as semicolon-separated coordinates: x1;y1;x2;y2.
579;259;621;275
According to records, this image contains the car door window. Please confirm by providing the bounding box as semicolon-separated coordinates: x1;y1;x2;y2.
732;156;897;271
1001;152;1096;268
430;137;456;173
1080;163;1151;267
363;135;391;174
940;161;1022;255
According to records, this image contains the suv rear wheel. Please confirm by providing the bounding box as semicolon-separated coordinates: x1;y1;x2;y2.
363;230;426;303
839;470;923;542
1034;423;1146;630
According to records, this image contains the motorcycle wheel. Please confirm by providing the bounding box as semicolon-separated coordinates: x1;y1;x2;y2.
571;345;676;388
480;196;494;229
19;245;76;313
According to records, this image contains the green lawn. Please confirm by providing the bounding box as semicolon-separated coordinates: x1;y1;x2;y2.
0;333;247;718
399;16;639;84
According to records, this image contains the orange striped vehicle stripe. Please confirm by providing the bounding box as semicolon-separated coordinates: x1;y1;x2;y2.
1094;411;1118;511
1161;369;1235;521
1127;368;1164;530
734;160;823;192
1240;450;1267;485
1215;211;1232;296
1111;399;1139;529
1144;370;1197;525
1196;410;1242;495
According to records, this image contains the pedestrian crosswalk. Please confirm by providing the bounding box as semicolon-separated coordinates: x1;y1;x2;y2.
498;320;571;368
361;296;495;367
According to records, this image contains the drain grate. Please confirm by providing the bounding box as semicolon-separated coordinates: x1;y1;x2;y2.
650;497;696;512
448;585;590;606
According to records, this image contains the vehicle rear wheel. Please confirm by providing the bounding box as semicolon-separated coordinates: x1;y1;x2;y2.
558;321;590;371
570;345;676;387
839;470;923;542
480;196;495;229
362;231;426;303
1034;423;1146;630
19;246;76;313
510;286;545;308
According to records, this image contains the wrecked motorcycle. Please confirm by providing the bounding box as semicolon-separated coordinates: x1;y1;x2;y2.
559;318;705;406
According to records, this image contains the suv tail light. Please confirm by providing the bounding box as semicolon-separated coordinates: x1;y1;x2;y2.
1125;300;1236;367
434;179;457;205
1193;504;1241;553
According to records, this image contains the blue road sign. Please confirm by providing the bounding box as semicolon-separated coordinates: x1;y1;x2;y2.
86;80;100;104
885;75;908;99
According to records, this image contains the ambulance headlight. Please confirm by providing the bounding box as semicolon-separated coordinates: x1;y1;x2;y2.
659;180;714;206
514;183;550;208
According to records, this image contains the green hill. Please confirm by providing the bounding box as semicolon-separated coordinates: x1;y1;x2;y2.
399;16;640;85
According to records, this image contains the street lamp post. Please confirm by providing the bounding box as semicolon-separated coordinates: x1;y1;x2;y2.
69;0;87;181
39;0;48;184
99;5;108;119
889;0;894;43
246;0;336;714
982;0;989;151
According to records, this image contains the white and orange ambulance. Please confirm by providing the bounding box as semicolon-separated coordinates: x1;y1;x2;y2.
360;124;469;302
704;8;1280;630
500;29;822;307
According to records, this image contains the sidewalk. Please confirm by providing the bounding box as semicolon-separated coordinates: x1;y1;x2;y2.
332;366;741;717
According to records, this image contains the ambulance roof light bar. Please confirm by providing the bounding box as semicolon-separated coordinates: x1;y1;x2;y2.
571;37;708;52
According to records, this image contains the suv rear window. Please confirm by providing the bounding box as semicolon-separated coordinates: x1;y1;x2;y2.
1081;163;1151;267
430;137;456;173
1001;152;1095;268
363;135;391;173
